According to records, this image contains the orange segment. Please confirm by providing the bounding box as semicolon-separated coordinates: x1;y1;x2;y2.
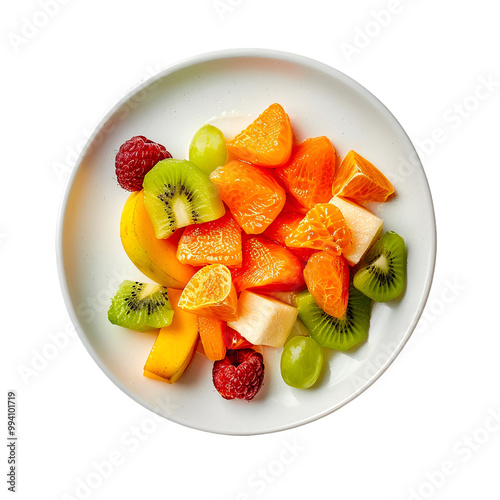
332;150;395;203
263;211;316;263
178;264;238;321
231;236;306;293
282;193;308;215
197;316;226;361
210;160;286;234
226;103;293;167
285;203;352;255
275;136;336;210
304;251;349;318
176;210;242;267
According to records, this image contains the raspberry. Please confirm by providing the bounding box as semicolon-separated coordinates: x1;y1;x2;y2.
212;349;265;401
115;136;171;191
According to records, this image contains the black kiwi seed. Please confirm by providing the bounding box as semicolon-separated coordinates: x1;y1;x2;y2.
157;183;199;220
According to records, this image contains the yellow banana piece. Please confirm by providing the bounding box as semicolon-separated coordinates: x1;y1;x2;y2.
120;191;196;289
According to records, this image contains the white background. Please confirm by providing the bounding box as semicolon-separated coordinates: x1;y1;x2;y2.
2;1;499;499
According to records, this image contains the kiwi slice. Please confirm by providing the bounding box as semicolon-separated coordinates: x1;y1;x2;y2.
353;231;406;302
296;285;371;351
108;280;174;332
143;158;225;239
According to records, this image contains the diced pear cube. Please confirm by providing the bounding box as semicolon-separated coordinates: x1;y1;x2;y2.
228;291;298;348
329;196;383;266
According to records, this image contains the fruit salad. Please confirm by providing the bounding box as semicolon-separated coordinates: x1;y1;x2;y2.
108;103;407;400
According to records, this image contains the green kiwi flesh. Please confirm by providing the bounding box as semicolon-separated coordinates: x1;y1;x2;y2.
108;280;174;332
296;285;371;351
353;231;406;302
143;158;225;239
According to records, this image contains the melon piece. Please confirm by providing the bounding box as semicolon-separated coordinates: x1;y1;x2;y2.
329;196;383;266
228;292;298;348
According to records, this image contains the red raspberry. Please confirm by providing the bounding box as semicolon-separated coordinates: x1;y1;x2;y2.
115;136;171;191
212;349;265;401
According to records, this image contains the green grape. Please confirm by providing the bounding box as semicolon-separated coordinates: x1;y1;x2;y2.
280;336;323;389
188;124;227;175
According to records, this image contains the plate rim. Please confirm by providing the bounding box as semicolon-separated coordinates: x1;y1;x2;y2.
56;48;437;435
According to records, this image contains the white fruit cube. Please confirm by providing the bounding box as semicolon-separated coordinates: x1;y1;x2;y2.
228;292;298;348
329;196;383;266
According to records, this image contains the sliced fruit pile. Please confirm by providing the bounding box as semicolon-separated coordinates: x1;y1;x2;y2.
108;103;407;401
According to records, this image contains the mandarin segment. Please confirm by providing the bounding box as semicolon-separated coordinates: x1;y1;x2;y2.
210;160;286;234
231;236;306;293
304;251;349;318
263;211;316;263
275;136;336;210
285;203;352;255
178;264;238;321
176;210;242;267
332;150;395;203
282;193;308;214
226;103;293;167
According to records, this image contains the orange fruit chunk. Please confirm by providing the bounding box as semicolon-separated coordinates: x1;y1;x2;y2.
275;136;336;210
231;236;305;293
304;251;349;318
178;264;238;321
263;211;316;263
332;150;395;203
176;210;242;267
197;316;226;361
282;193;308;214
226;103;293;167
210;160;286;234
285;203;352;255
143;288;199;383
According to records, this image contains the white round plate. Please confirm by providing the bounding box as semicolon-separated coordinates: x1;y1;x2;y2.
57;49;436;435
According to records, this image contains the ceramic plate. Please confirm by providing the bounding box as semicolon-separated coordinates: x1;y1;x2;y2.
57;49;436;435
